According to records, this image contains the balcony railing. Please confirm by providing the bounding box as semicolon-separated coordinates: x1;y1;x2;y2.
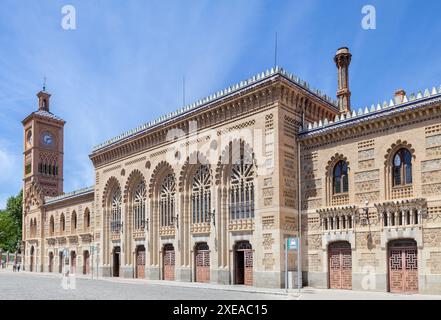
229;218;254;231
159;226;175;236
191;222;211;234
331;193;349;206
391;185;413;199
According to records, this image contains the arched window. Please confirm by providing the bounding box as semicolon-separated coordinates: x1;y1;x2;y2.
393;148;412;186
347;216;352;229
160;174;175;227
406;211;411;225
323;218;328;230
192;165;211;224
84;208;90;229
333;160;349;194
133;182;147;230
60;213;65;233
383;212;388;227
230;156;254;220
111;189;122;232
49;216;55;236
71;211;77;232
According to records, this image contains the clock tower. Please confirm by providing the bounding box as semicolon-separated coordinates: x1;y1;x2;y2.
22;88;65;197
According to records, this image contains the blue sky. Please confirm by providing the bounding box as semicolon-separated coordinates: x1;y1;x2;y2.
1;0;441;209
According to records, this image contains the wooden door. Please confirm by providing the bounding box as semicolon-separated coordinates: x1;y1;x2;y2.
195;247;210;283
163;246;175;280
328;242;352;290
389;241;418;293
83;251;90;275
49;253;53;272
136;248;146;279
244;250;253;286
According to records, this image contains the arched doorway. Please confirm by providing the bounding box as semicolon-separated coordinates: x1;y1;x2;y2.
195;242;210;283
83;250;90;275
328;241;352;290
136;245;146;279
234;241;253;285
58;251;63;273
112;246;121;277
388;239;418;293
29;246;35;272
48;252;54;272
70;251;76;274
163;244;175;281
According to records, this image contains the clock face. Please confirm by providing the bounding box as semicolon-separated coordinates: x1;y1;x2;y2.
41;132;54;146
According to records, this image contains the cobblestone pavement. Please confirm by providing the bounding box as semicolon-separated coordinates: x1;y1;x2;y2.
0;271;289;300
0;271;440;300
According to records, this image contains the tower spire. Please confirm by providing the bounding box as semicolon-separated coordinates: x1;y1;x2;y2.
37;84;51;112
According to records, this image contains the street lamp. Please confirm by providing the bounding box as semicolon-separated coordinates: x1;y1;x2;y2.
208;209;216;227
357;200;370;227
356;200;373;249
171;214;179;229
141;218;149;231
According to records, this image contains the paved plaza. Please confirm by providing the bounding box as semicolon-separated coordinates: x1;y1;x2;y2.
0;271;440;300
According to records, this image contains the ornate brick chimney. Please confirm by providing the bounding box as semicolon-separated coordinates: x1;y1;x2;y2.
334;47;352;114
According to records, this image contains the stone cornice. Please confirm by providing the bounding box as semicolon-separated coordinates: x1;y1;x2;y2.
317;205;358;216
374;198;428;213
299;97;441;148
89;77;336;168
44;186;94;208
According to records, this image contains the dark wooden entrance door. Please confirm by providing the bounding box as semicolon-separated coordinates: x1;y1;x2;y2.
234;241;253;286
388;240;418;293
328;241;352;290
30;246;34;272
195;243;210;283
163;244;175;281
70;251;76;274
49;252;54;272
83;251;90;275
136;246;146;279
59;252;63;273
113;247;120;277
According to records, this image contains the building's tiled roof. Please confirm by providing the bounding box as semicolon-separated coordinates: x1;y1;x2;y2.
92;66;338;153
44;186;94;205
33;110;64;122
300;86;441;137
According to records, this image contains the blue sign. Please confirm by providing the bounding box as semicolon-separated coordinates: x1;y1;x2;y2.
288;237;299;250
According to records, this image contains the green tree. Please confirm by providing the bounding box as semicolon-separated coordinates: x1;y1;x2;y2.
0;190;22;252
